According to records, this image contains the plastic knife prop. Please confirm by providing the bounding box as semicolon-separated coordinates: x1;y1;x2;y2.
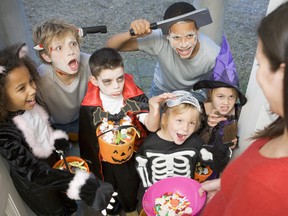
34;25;108;51
78;25;107;37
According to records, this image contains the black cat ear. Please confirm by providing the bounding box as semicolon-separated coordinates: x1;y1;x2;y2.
18;43;29;58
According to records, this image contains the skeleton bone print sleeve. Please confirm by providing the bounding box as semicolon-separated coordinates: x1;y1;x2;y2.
135;132;231;187
136;133;201;187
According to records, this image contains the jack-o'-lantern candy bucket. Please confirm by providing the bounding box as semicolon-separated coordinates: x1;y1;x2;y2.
53;156;90;173
96;119;139;164
194;162;213;183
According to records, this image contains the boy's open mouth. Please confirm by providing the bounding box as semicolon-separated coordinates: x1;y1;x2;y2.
177;47;192;56
68;59;79;71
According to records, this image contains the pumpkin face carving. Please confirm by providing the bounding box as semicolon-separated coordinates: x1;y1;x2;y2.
110;142;134;163
194;162;212;183
96;120;137;164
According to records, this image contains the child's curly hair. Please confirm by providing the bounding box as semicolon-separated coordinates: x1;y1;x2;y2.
0;43;39;122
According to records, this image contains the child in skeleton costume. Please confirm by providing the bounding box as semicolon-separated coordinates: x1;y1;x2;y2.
78;48;174;215
193;36;247;178
0;43;116;216
135;90;232;211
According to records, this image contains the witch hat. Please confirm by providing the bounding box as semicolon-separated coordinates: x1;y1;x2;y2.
193;35;247;105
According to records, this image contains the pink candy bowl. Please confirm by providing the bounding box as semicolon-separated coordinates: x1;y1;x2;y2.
142;176;206;216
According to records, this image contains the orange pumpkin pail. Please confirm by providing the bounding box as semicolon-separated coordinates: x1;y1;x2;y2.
194;163;213;183
53;156;90;173
96;120;139;164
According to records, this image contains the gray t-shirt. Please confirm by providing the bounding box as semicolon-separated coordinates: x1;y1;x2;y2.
36;52;91;124
138;29;220;92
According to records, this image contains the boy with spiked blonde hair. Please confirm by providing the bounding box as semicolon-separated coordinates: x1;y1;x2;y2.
33;19;91;139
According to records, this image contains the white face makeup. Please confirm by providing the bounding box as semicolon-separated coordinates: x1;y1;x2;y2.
92;67;125;98
47;32;81;75
167;21;198;59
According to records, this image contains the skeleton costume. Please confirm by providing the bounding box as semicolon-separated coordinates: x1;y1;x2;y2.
135;91;231;210
135;131;230;183
0;104;114;216
136;133;203;188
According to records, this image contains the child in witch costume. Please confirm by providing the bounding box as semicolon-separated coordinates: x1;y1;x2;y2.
33;19;91;139
193;36;247;177
200;3;288;214
0;43;116;216
78;47;174;215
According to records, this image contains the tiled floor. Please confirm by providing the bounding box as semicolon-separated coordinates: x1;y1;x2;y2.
124;58;156;97
68;142;81;157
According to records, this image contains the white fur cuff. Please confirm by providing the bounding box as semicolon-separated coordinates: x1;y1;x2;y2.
66;170;90;200
53;130;68;140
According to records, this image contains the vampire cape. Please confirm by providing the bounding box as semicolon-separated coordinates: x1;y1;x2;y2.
78;74;150;179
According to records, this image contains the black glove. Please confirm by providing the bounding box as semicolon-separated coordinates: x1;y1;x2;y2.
210;142;233;158
80;177;116;212
54;138;70;154
93;180;116;212
201;141;233;173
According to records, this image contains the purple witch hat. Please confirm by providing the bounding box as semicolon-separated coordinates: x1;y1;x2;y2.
193;35;247;105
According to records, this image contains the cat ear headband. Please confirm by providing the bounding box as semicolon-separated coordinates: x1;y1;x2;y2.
0;43;29;75
18;43;29;58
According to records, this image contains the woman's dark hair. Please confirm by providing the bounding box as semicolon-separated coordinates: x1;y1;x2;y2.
0;43;39;122
252;2;288;139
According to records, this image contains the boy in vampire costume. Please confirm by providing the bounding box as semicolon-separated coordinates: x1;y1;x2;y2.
78;48;172;215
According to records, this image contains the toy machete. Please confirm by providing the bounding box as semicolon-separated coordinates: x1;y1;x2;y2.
130;8;212;36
